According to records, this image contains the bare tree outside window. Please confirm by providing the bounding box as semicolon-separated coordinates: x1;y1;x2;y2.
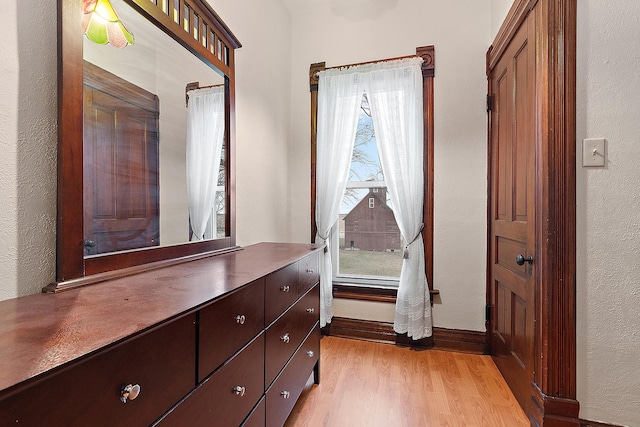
338;94;402;282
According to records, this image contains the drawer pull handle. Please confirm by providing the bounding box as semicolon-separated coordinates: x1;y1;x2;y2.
307;350;314;358
306;268;315;274
232;385;246;397
280;285;290;292
235;314;246;325
280;333;290;343
306;308;315;314
281;390;291;399
121;384;141;404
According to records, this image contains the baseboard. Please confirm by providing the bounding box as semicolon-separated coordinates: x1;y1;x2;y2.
530;382;580;426
323;317;487;354
323;317;396;344
431;326;488;354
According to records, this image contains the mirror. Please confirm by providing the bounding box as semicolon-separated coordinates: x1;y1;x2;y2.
83;0;225;255
50;0;241;291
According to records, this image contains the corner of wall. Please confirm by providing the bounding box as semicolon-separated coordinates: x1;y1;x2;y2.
0;0;57;301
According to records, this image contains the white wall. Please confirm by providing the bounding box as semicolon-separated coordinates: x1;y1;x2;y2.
207;0;294;246
286;0;491;331
490;0;513;39
576;1;640;425
0;0;57;300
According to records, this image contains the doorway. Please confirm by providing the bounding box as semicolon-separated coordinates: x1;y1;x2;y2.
486;0;578;424
83;62;160;255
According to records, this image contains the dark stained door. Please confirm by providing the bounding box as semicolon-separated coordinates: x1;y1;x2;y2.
488;11;535;413
83;64;160;255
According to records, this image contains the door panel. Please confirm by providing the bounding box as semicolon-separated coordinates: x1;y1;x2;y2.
488;10;536;413
83;81;160;255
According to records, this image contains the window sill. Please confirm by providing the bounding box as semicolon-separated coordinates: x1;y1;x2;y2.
333;283;439;303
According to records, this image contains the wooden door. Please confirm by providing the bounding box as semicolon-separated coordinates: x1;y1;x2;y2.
83;63;160;255
488;11;535;413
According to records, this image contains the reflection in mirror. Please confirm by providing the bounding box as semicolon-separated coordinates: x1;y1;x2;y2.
82;0;225;256
186;84;226;242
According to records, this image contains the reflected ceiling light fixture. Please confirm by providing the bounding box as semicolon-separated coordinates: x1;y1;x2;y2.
83;0;134;48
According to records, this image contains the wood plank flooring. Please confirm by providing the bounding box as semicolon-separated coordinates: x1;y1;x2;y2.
285;336;529;427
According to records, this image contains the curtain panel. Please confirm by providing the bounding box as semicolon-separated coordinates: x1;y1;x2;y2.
186;86;225;241
315;57;431;338
315;71;365;327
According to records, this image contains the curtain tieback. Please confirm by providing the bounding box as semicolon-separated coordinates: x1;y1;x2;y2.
403;224;424;259
318;233;329;253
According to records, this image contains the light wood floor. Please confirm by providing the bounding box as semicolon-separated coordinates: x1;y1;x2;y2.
285;336;529;427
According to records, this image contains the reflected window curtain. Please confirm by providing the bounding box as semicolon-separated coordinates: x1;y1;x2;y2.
366;57;432;339
315;69;365;327
186;86;225;241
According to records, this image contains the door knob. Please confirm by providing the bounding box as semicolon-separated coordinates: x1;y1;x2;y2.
121;384;141;403
515;254;533;265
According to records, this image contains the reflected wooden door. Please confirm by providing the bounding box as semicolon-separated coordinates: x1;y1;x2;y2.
83;63;160;255
488;11;535;413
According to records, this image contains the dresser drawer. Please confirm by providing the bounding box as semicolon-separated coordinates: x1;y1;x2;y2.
0;314;196;427
296;284;320;339
199;278;265;381
266;325;320;427
265;263;298;325
265;284;319;387
157;333;265;427
241;396;265;427
298;252;320;296
265;300;305;387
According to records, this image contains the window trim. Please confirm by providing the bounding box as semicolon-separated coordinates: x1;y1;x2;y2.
310;45;435;294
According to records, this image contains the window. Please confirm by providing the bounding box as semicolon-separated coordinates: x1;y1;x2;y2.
338;94;402;287
310;46;435;296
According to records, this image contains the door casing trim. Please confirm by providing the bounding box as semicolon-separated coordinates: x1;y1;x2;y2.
487;0;578;424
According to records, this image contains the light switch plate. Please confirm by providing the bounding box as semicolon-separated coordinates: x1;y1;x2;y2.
582;138;606;167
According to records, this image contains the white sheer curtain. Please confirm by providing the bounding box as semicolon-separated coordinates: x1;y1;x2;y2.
315;69;365;327
186;86;225;241
315;57;431;338
367;57;432;339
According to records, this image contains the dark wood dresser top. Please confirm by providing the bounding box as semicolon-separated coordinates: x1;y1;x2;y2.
0;242;321;396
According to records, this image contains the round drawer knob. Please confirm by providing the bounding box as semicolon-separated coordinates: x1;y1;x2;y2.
280;285;290;292
235;314;246;325
280;333;290;343
306;308;315;314
306;350;314;358
121;384;141;404
281;390;291;399
233;385;246;397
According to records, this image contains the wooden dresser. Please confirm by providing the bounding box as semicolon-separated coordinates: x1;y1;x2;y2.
0;243;321;427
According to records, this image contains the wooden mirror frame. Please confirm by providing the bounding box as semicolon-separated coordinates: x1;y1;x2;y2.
49;0;241;292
